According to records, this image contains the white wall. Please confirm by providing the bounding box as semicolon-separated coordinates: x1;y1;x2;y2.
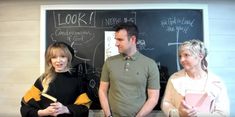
207;1;235;116
0;0;234;116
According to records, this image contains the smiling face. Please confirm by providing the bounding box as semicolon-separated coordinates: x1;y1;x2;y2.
50;48;69;72
45;42;73;73
178;40;207;73
179;47;202;72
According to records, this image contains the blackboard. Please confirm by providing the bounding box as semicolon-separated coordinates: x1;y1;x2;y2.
41;4;207;110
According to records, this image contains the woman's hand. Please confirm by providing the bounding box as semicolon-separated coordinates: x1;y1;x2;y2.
38;104;57;116
50;102;70;116
179;100;197;117
38;102;70;117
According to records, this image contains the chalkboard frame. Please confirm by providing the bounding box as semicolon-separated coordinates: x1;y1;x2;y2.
40;4;209;110
40;4;209;73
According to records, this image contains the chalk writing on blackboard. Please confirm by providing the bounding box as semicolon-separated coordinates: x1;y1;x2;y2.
161;17;195;70
137;39;155;51
44;8;205;110
101;11;136;28
54;11;96;28
48;10;141;77
50;29;95;61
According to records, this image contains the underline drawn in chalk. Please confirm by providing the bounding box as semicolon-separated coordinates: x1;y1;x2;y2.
137;39;154;51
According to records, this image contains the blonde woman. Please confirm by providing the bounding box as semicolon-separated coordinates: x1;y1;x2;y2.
20;42;91;117
161;39;229;117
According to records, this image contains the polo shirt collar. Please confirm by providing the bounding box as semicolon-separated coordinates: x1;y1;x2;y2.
122;51;140;61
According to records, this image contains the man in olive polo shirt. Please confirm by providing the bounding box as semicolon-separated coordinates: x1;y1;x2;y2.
99;22;160;117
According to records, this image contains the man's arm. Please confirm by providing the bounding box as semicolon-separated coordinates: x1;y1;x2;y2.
99;81;112;117
136;89;159;117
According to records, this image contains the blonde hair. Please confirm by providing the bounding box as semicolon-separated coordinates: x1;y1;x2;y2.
41;42;73;93
179;39;208;72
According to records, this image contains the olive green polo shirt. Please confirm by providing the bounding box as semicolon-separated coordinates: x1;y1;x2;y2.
101;51;160;116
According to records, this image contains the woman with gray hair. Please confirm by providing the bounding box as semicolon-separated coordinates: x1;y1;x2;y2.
161;39;229;117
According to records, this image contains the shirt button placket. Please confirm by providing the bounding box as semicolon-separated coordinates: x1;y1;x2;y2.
125;62;130;71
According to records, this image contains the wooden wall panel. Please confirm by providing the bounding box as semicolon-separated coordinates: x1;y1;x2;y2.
0;1;41;116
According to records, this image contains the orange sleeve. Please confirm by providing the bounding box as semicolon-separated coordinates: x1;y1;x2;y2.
23;85;41;103
74;93;91;108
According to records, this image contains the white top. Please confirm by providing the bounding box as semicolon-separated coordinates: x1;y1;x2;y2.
161;70;230;117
